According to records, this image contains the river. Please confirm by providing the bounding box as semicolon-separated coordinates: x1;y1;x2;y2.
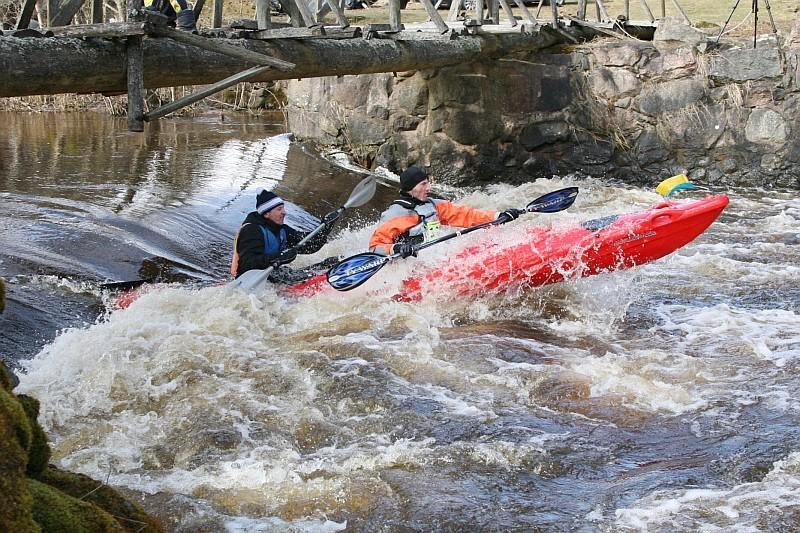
2;112;799;532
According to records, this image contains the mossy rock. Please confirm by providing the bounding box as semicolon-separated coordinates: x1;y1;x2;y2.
17;394;51;478
0;380;37;531
28;478;122;532
40;466;164;533
1;360;15;394
0;277;6;313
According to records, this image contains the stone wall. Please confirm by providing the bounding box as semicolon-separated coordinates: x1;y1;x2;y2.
285;18;800;188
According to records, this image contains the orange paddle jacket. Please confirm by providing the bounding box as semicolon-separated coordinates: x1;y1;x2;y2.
369;195;496;255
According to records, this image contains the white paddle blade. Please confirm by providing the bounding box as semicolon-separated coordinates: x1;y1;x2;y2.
228;266;273;293
344;175;377;209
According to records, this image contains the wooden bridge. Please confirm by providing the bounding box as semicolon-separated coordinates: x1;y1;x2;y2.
1;0;686;130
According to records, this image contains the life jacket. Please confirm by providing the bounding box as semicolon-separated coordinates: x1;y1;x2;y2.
388;197;442;245
230;223;288;277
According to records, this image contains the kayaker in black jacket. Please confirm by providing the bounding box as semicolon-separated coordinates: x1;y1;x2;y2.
231;190;337;284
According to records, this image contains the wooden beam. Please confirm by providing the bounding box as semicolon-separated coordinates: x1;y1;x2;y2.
447;0;462;22
595;0;611;22
0;28;564;96
48;21;150;37
497;0;517;27
323;0;349;27
388;0;402;31
576;0;586;20
513;0;537;25
564;14;624;38
194;0;206;18
276;0;305;27
475;0;484;25
91;0;103;22
669;0;691;25
145;65;271;120
50;0;89;26
292;0;317;27
256;0;271;29
417;0;450;33
550;0;558;26
213;0;223;27
638;0;654;22
126;36;145;131
47;0;57;26
488;0;499;24
379;29;457;39
15;0;38;29
148;25;296;70
245;27;323;39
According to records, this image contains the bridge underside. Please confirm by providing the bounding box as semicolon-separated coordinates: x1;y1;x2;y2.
0;17;661;98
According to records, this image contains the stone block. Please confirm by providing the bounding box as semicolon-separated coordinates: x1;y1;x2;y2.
591;43;644;67
519;122;570;151
745;108;789;144
589;67;641;99
443;110;502;145
654;17;710;48
390;75;429;115
391;113;422;132
709;47;782;82
634;78;705;115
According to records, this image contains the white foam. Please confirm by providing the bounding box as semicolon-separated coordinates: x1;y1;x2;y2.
615;452;800;531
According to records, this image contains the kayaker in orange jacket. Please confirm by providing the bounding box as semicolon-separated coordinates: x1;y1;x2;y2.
368;165;524;257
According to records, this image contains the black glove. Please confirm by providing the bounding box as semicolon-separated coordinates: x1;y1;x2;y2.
498;208;524;222
275;247;297;265
322;209;342;225
392;242;417;258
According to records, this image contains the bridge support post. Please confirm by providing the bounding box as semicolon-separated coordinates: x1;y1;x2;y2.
256;0;272;29
389;0;402;31
126;35;145;131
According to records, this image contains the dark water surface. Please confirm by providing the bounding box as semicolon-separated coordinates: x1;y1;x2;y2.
3;112;800;532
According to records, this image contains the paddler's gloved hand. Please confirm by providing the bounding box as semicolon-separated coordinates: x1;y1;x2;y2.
498;208;523;222
275;248;297;265
392;242;417;258
322;209;342;225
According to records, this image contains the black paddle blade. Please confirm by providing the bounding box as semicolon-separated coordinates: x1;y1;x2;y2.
526;187;579;213
100;279;153;291
327;253;390;291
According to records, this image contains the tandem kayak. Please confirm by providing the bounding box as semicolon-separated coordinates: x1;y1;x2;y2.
284;194;730;301
115;194;728;307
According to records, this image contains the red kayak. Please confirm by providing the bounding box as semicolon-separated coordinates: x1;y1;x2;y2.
115;195;728;307
285;194;729;301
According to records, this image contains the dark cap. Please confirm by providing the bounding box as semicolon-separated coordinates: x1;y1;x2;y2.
399;165;428;192
256;190;284;214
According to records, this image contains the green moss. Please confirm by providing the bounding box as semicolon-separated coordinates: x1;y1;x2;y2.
40;467;165;533
17;395;51;478
0;387;38;531
0;277;6;314
1;360;14;394
28;478;121;532
0;386;32;456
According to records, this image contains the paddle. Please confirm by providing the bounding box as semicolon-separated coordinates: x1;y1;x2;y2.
327;186;579;292
229;174;377;293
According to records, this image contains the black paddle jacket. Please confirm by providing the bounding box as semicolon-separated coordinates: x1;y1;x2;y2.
233;211;333;283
